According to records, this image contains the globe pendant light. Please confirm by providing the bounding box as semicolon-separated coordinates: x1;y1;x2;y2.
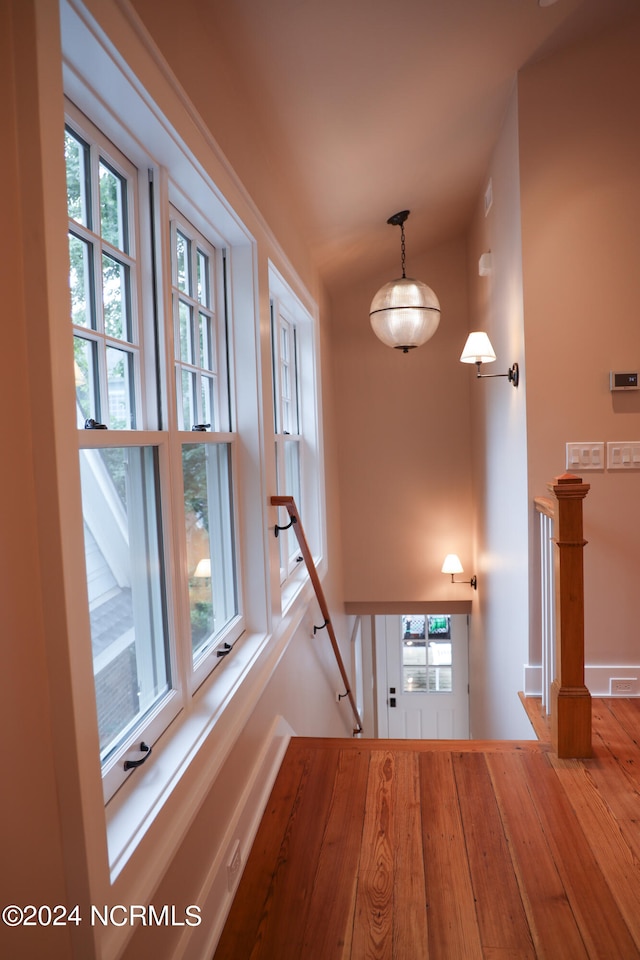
369;210;440;353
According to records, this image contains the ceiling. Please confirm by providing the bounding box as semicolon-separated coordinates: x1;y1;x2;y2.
210;0;639;291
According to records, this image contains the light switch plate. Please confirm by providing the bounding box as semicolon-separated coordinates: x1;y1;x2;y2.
607;441;640;470
566;442;604;471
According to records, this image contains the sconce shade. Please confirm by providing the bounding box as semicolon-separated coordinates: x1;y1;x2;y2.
441;554;464;575
193;558;211;578
460;331;496;365
370;278;441;352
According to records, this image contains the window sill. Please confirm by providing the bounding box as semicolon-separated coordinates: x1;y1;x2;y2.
105;615;301;883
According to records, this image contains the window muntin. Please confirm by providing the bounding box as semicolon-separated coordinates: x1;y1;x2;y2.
171;212;227;432
65;119;141;430
272;300;303;581
401;614;453;693
79;445;171;762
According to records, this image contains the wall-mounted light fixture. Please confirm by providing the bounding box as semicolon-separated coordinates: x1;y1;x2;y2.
193;558;211;578
441;554;477;590
478;252;492;277
460;331;519;387
369;210;440;354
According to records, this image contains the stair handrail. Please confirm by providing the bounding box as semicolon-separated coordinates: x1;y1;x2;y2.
271;495;363;735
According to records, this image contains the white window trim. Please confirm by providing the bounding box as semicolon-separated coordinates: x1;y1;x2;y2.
269;261;326;610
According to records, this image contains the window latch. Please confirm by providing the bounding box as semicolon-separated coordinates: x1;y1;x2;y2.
216;642;232;658
191;423;211;432
123;741;152;771
84;418;107;429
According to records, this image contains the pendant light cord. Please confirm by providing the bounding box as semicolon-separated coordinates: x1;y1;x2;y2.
400;222;406;278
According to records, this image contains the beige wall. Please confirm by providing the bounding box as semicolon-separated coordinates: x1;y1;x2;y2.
331;236;475;603
0;3;72;957
519;13;640;664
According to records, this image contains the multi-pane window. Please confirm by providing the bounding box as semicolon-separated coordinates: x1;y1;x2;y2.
272;299;302;580
66;121;140;430
401;615;453;693
172;212;227;432
65;106;240;797
171;211;238;672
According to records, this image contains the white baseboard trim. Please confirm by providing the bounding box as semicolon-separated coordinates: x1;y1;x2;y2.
524;663;640;697
174;714;295;960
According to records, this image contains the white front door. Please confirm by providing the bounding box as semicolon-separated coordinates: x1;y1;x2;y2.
376;613;469;739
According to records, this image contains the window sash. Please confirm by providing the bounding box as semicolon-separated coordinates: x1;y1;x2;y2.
171;212;227;432
182;441;238;665
66;111;143;431
79;444;173;767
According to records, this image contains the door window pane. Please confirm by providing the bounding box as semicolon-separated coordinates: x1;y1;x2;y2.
182;443;237;662
402;614;453;693
79;446;170;762
428;641;453;692
402;641;427;692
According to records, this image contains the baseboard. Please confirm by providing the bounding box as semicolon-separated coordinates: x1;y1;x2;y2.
524;663;640;697
174;714;295;960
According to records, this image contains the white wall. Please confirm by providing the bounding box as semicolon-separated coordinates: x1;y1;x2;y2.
466;88;533;739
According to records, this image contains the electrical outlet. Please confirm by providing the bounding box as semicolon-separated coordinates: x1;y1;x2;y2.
226;840;242;891
610;678;639;696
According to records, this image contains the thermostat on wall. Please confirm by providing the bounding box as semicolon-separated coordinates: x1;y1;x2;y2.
610;371;639;391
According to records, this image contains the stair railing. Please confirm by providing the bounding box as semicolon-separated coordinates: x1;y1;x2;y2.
534;495;555;715
271;495;363;735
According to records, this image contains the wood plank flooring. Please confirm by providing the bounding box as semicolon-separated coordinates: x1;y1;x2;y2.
214;698;640;959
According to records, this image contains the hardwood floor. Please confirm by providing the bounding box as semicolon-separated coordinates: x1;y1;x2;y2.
214;698;640;959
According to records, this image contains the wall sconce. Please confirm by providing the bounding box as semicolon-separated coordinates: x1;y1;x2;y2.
460;331;519;387
441;554;477;589
478;252;492;277
369;210;441;353
193;558;211;578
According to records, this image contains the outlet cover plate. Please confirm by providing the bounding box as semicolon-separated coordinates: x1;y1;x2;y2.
610;677;640;695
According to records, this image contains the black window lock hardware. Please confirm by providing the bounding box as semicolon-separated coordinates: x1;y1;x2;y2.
123;741;152;771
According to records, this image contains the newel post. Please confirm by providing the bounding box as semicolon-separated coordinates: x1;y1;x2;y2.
549;473;592;758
